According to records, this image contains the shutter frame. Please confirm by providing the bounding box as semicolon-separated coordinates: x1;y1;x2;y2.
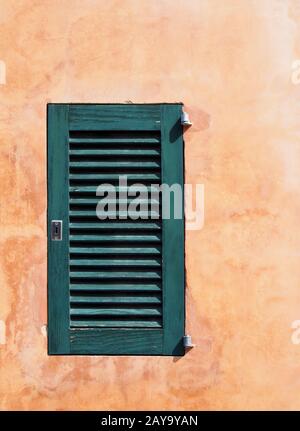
47;104;70;354
48;104;185;356
161;104;185;355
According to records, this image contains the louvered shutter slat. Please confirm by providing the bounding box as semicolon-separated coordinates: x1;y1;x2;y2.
70;259;161;267
70;321;162;328
70;295;161;304
70;149;160;156
70;185;159;193
70;235;161;242
70;247;161;255
70;161;160;169
70;271;161;279
69;127;162;330
69;284;162;292
69;137;160;144
69;223;161;230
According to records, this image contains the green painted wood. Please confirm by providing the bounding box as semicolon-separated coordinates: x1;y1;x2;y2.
70;320;162;328
70;271;161;279
70;259;161;267
69;329;163;355
70;149;160;156
70;198;160;205
69;210;160;218
69;173;160;181
69;222;161;230
70;308;161;317
69;137;160;144
69;234;161;242
70;246;161;255
70;284;162;292
69;104;161;131
48;103;184;355
69;185;160;193
161;104;185;356
70;295;161;304
70;161;160;169
47;104;70;354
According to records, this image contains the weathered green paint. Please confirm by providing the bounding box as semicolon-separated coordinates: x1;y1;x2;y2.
69;329;164;355
161;104;185;356
47;104;70;354
47;103;185;356
69;104;161;131
70;149;160;156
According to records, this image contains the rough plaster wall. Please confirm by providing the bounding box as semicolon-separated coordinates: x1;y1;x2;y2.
0;0;300;410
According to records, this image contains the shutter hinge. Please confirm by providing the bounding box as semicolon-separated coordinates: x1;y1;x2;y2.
183;334;195;349
181;111;192;127
41;324;47;337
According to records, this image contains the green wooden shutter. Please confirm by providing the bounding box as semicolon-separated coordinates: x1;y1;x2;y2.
48;104;185;355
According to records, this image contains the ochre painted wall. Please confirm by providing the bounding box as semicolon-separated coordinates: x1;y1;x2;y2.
1;0;300;410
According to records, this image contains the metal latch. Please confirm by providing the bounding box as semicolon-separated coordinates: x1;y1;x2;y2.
51;220;62;241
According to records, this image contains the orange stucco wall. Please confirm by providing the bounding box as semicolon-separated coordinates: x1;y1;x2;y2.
1;0;300;410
